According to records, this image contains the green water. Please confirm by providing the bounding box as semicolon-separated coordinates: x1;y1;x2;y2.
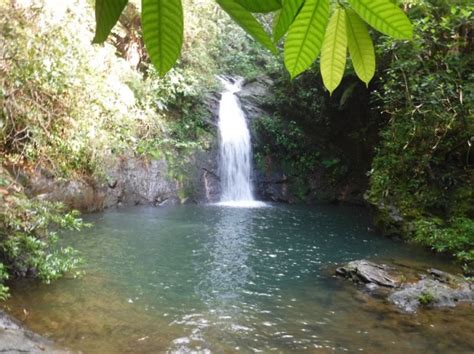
4;204;474;353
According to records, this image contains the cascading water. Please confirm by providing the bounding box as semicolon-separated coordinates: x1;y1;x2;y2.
217;77;265;208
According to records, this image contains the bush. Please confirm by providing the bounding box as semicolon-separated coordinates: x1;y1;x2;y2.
0;165;87;296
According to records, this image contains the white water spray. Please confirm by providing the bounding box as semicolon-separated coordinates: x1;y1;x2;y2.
216;78;265;208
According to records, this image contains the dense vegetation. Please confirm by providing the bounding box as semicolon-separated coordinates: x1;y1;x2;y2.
0;0;472;299
367;1;473;269
254;0;473;270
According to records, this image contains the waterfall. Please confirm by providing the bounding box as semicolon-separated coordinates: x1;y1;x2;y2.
216;77;265;208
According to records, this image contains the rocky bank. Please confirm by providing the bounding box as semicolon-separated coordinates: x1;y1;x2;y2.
335;260;473;313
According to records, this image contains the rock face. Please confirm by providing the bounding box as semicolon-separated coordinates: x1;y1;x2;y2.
336;260;474;313
104;150;220;208
238;76;274;121
0;311;69;353
104;157;179;207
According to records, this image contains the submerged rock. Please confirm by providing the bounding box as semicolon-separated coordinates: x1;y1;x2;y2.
0;311;69;353
335;260;474;313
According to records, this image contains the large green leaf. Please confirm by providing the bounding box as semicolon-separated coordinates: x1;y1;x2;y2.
284;0;329;78
273;0;304;43
141;0;183;76
320;8;347;94
346;9;375;86
92;0;128;43
217;0;277;53
235;0;282;13
348;0;413;39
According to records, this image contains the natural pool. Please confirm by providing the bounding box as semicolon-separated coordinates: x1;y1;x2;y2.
4;204;474;353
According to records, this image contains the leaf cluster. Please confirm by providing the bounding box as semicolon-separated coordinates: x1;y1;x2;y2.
93;0;413;92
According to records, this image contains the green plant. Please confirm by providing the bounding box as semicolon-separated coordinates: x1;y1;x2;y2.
0;166;88;296
418;292;435;305
0;263;9;300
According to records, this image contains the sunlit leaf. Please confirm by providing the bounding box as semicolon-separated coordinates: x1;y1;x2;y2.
93;0;128;43
346;9;375;86
142;0;183;76
320;8;347;94
235;0;282;13
273;0;304;43
217;0;277;53
284;0;329;78
348;0;413;39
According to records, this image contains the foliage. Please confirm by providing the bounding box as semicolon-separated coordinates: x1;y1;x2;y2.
0;0;217;179
93;0;413;91
0;165;87;297
1;0;147;177
413;218;474;264
213;15;282;78
367;0;473;267
0;263;9;300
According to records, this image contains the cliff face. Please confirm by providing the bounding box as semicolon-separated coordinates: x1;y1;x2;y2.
242;74;379;205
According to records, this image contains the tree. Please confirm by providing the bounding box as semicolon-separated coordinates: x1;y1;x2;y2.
93;0;412;93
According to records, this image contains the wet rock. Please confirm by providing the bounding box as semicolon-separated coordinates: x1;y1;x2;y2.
335;260;474;313
238;76;274;121
336;260;399;288
389;279;473;313
255;170;292;203
0;311;69;353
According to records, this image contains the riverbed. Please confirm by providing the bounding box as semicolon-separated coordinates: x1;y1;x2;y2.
4;204;473;352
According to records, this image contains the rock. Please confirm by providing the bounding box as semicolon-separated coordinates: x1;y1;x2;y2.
428;268;458;284
103;148;221;208
238;76;274;121
0;311;69;353
336;260;399;288
255;170;292;203
389;279;473;313
24;170;106;213
335;259;474;313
